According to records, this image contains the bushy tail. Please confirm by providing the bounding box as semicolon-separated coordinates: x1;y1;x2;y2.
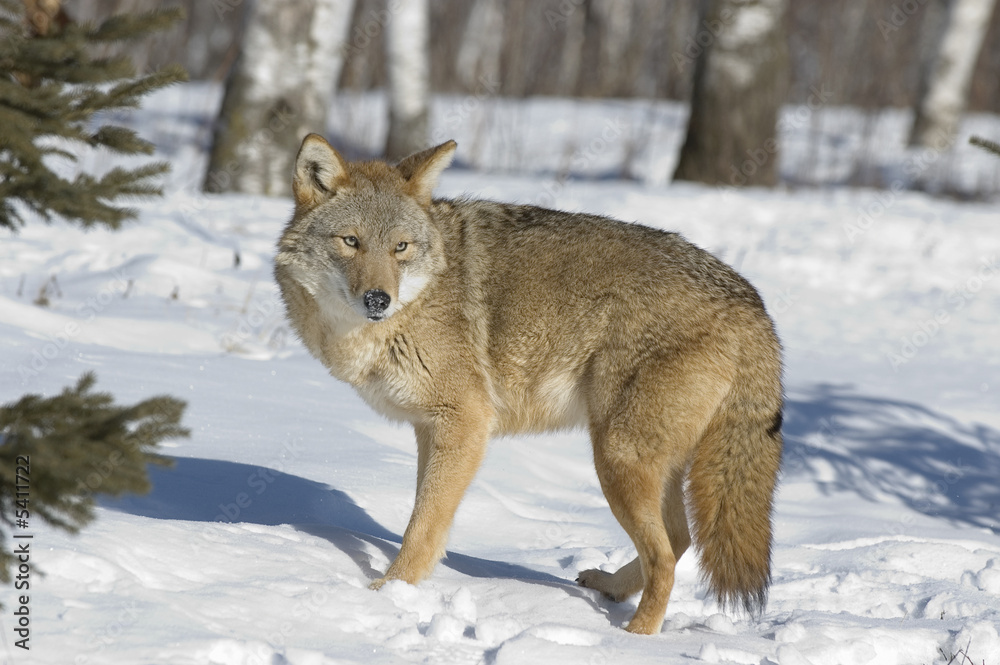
687;347;783;617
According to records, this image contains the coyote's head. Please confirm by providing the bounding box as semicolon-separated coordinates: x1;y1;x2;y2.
275;135;455;324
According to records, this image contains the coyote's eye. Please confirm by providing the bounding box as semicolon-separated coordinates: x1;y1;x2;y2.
343;236;359;248
395;241;408;253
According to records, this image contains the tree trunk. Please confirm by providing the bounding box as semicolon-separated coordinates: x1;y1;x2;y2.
593;0;634;97
203;0;355;196
673;0;789;188
908;0;997;149
553;0;588;97
456;0;504;92
384;0;430;160
500;0;531;97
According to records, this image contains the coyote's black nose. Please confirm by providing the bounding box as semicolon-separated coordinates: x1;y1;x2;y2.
363;289;391;317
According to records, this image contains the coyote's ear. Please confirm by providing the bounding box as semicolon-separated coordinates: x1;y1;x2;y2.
293;134;350;211
397;140;457;207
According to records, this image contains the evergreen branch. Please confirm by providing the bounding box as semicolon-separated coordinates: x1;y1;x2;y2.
969;135;1000;158
0;157;169;230
59;54;136;86
0;373;189;583
0;78;84;120
88;7;185;44
96;162;171;197
133;63;189;98
0;0;188;231
0;200;24;230
89;125;154;155
74;64;187;114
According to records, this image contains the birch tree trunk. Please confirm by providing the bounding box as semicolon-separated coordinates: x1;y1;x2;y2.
456;0;504;92
203;0;355;196
384;0;430;160
908;0;997;149
673;0;789;188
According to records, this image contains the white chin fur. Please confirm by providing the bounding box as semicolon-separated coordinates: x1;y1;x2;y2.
368;272;428;321
397;272;429;305
312;271;428;324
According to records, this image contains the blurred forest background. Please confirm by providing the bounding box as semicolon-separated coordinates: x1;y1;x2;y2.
70;0;1000;110
31;0;1000;198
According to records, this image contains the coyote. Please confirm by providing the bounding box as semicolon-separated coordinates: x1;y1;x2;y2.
274;135;783;634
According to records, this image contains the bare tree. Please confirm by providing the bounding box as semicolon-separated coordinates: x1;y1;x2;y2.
589;0;640;97
908;0;998;149
553;0;588;97
384;0;430;159
203;0;355;195
672;0;789;187
456;0;504;91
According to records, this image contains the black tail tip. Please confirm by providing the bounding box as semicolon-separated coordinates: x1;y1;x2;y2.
717;586;769;621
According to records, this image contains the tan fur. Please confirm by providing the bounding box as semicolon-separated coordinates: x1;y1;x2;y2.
274;134;784;634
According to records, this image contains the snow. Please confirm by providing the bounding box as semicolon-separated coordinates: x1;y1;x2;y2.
2;84;1000;664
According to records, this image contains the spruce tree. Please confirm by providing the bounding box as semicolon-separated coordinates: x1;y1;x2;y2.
0;2;191;588
0;0;187;230
0;373;189;584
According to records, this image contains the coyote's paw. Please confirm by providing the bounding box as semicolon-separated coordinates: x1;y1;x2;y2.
369;577;388;591
577;568;627;602
624;613;662;635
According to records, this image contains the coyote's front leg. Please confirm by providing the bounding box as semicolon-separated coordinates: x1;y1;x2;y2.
370;400;492;588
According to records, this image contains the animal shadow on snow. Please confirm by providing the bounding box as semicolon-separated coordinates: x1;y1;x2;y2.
784;384;1000;534
102;383;997;597
104;456;563;585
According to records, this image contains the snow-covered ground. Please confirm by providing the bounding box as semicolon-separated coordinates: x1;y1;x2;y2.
1;85;999;664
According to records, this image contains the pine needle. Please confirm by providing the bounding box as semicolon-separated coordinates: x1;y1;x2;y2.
969;135;1000;158
0;3;187;231
0;373;189;584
